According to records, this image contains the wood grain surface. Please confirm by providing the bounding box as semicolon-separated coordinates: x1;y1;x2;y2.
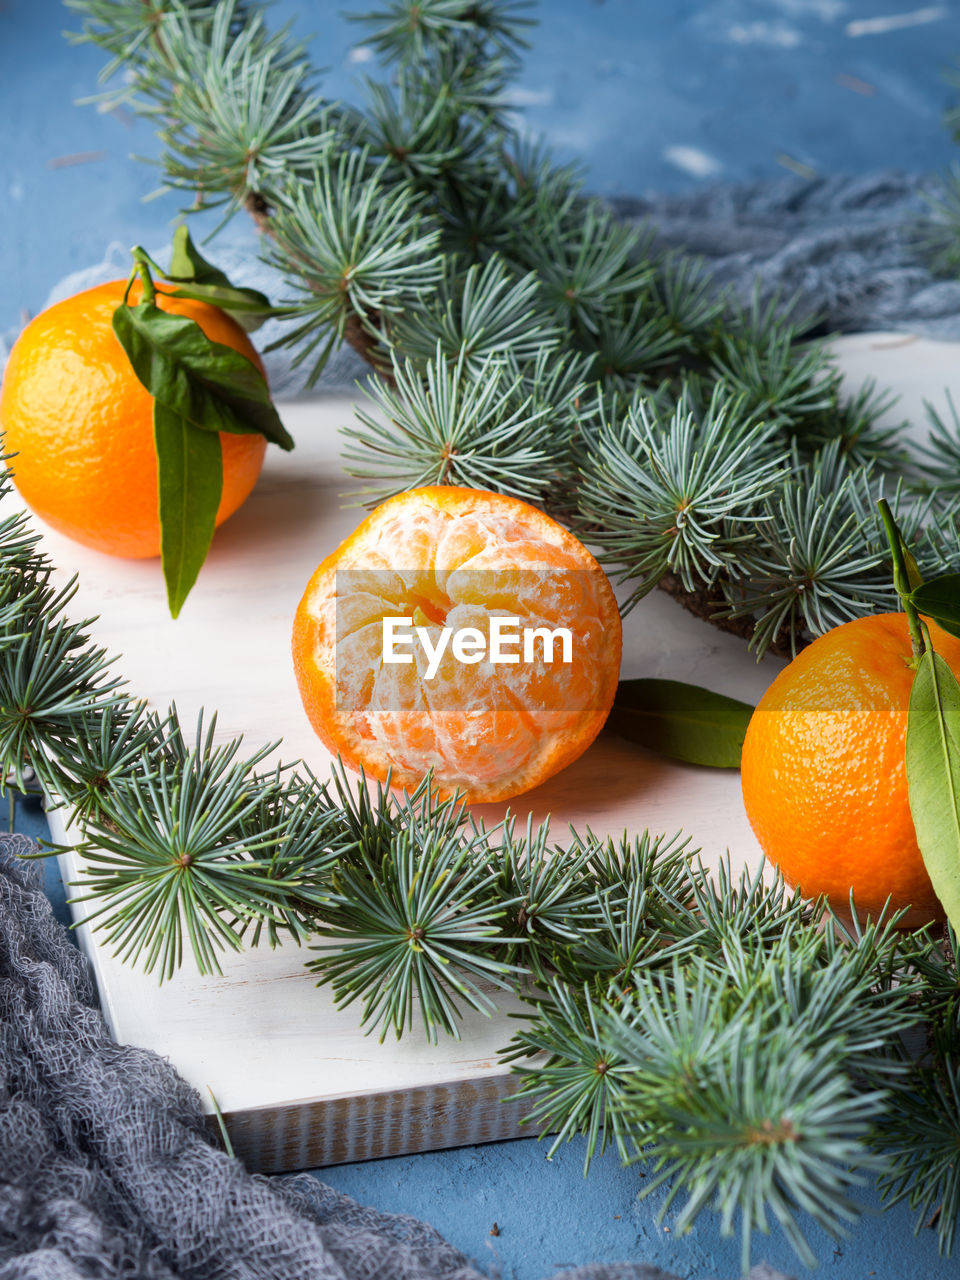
17;332;956;1171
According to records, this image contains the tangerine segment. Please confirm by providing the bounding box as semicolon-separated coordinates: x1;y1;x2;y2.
0;280;266;559
741;612;960;923
292;486;622;804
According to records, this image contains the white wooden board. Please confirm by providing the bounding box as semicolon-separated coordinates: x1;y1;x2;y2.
15;331;959;1171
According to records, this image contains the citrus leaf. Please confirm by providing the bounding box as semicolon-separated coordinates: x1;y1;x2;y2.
154;403;223;619
606;678;754;768
166;281;273;316
905;648;960;931
903;544;924;593
168;225;236;289
909;575;960;641
166;225;272;332
112;300;294;451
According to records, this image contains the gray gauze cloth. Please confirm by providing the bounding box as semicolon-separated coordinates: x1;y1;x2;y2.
0;836;795;1280
613;169;960;339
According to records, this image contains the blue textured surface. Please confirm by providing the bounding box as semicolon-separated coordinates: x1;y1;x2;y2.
6;2;960;1276
4;0;960;332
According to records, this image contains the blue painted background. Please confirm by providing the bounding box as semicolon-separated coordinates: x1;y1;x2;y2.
6;1;960;1276
4;0;960;333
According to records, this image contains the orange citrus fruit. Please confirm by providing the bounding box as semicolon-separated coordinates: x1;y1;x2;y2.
292;486;622;804
741;612;960;924
0;280;267;558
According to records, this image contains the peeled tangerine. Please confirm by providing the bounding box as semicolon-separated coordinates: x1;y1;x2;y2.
292;486;622;803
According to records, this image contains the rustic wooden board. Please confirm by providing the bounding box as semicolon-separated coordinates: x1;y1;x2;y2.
17;332;957;1172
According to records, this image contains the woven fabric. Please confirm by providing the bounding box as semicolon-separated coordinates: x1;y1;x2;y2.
0;836;794;1280
613;170;960;338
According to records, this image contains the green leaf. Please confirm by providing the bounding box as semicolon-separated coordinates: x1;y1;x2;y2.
909;575;960;641
154;403;224;619
605;678;754;768
112;300;294;451
166;225;273;332
166;281;273;320
168;225;236;288
902;545;924;593
905;648;960;931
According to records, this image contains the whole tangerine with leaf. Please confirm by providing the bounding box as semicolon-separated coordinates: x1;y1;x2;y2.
292;486;622;804
741;611;960;924
0;229;292;615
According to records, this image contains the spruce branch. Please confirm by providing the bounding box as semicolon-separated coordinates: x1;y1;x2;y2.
150;4;331;216
503;977;644;1171
47;700;165;823
617;965;887;1273
720;443;908;656
491;819;602;979
792;378;907;469
654;251;728;346
67;716;303;978
307;783;520;1042
359;65;502;191
874;925;960;1256
916;165;960;278
386;254;561;373
579;295;689;393
558;829;697;981
65;0;221;83
66;0;960;659
711;318;837;432
266;148;441;379
505;887;918;1269
351;0;535;65
0;577;127;794
666;854;814;953
577;386;786;608
512;201;653;335
914;390;960;500
0;470;53;573
877;1045;960;1257
344;344;563;501
36;2;960;1261
233;765;342;948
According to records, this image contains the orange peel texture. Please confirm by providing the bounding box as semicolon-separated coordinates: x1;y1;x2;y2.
0;279;267;559
741;612;960;924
